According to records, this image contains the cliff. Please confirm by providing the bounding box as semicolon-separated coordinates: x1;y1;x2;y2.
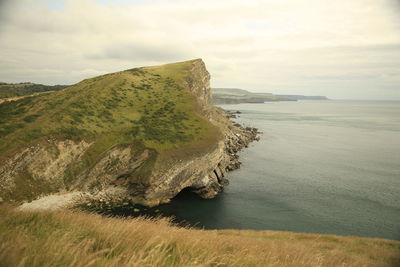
0;59;257;206
212;88;280;104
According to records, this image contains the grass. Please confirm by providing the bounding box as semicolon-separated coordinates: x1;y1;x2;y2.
0;205;399;267
0;59;221;202
0;60;215;156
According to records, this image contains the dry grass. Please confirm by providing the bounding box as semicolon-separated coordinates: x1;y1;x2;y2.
0;205;399;267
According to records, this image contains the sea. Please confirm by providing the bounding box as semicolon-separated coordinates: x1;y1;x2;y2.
117;100;400;240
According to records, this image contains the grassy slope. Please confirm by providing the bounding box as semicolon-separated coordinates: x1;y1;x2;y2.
0;60;213;153
0;206;399;267
0;60;219;175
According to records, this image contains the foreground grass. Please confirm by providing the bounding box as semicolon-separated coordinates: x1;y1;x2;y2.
0;206;399;267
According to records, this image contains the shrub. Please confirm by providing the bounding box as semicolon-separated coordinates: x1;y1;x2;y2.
23;114;40;123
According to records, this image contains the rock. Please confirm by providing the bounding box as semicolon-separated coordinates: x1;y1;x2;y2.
219;177;229;186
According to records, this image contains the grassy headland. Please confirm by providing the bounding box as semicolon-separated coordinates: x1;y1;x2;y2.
0;59;220;202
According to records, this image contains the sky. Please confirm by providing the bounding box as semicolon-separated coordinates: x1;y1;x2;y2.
0;0;399;99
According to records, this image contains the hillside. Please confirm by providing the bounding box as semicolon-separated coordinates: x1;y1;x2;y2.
0;206;399;266
0;59;257;205
0;82;68;99
211;88;328;104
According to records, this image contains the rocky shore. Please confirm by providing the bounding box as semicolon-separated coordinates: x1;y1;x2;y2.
190;113;260;199
226;124;259;171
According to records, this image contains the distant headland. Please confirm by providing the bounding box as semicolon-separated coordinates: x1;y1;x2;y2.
212;88;329;104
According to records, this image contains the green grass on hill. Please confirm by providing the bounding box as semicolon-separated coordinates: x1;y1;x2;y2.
0;60;220;190
0;206;399;267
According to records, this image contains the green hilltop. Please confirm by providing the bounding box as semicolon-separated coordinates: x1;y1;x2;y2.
0;59;221;201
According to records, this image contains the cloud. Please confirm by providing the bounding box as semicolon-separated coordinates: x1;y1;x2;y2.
0;0;399;99
88;42;192;62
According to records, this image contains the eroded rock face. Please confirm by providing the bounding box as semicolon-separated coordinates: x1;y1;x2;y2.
140;121;258;205
0;59;259;205
76;146;152;191
0;140;153;202
0;140;91;202
184;59;212;116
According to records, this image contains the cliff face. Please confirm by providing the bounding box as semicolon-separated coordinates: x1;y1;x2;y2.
0;59;258;205
142;114;258;205
0;140;91;202
184;59;212;114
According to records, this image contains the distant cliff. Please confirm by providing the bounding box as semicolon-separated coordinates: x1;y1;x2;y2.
0;59;258;206
212;88;328;104
0;82;68;99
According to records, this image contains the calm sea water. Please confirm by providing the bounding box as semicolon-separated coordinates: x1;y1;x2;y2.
117;101;400;240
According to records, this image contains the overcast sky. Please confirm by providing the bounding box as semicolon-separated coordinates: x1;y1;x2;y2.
0;0;399;99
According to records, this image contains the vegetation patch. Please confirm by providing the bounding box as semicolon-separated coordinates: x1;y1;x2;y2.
0;60;216;158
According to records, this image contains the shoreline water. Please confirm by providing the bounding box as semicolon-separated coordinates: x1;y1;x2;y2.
95;100;400;241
